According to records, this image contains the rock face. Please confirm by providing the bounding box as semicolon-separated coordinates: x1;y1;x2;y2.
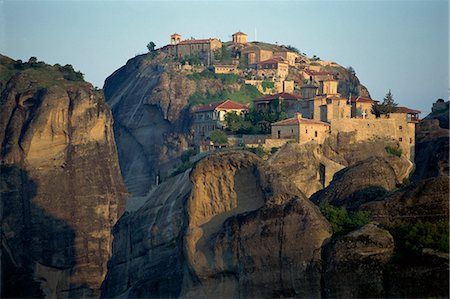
270;133;412;198
360;176;449;223
1;59;127;297
412;117;449;182
322;223;395;298
101;151;332;298
104;56;194;196
310;156;410;209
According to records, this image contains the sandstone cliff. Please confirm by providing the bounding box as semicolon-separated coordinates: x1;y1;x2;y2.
101;151;332;298
0;56;127;297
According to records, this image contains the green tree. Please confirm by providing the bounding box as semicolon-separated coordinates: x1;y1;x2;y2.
147;41;156;52
319;201;370;235
210;129;228;145
372;89;398;117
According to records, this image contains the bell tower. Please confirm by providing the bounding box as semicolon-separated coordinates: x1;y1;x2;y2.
170;33;181;45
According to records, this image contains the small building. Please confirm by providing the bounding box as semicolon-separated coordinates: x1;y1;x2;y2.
256;57;289;81
192;100;249;140
253;92;302;117
273;46;300;66
170;33;182;45
350;96;377;119
271;113;330;144
318;79;338;95
232;31;248;44
390;106;421;123
213;64;238;74
241;45;273;65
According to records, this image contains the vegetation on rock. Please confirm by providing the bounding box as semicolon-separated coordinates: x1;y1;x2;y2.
319;201;370;235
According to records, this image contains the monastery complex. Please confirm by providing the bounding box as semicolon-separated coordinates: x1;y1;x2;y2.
159;31;421;160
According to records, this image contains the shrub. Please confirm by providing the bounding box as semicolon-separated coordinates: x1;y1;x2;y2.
181;149;198;163
261;81;274;91
210;129;228;145
385;220;449;256
319;201;370;235
385;146;402;157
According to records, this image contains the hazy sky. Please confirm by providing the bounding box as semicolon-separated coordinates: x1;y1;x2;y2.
1;0;448;114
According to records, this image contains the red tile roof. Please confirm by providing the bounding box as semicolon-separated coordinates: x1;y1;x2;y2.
254;92;302;102
193;100;249;112
178;38;218;45
393;106;421;114
350;96;377;103
233;31;247;36
258;57;287;65
272;117;330;126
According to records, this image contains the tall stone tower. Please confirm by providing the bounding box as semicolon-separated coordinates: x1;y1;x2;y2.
170;33;181;45
232;31;247;44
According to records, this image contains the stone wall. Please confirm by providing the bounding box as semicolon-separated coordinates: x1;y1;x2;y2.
330;118;415;159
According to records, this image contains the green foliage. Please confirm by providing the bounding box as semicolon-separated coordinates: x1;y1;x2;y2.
210;129;228;145
319;201;370;235
214;45;232;63
58;64;84;81
385;146;402;157
286;45;300;53
246;145;268;158
147;41;156;52
146;41;157;59
385;220;449;256
171;161;193;177
181;148;198;163
188;84;261;107
217;73;238;84
182;53;202;66
261;81;275;91
238;53;249;69
372;89;398;117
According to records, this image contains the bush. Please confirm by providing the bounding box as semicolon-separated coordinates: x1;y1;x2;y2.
261;81;275;91
181;149;198;163
171;161;193;177
210;129;228;145
319;201;370;235
385;146;402;157
385;220;449;256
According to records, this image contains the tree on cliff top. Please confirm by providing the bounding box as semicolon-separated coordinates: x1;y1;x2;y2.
210;129;228;145
372;89;398;117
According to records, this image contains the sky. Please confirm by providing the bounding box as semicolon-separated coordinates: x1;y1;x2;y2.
0;0;448;114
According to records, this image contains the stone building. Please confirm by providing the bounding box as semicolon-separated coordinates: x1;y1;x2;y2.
232;31;248;44
213;64;238;74
162;33;222;63
350;96;377;119
241;45;273;65
331;106;420;159
192;100;248;140
273;46;300;66
271;113;331;144
253;92;302;117
256;57;289;81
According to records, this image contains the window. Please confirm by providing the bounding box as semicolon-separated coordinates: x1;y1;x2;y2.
277;130;281;139
399;125;403;130
315;131;318;137
410;138;413;144
306;129;308;134
399;137;403;142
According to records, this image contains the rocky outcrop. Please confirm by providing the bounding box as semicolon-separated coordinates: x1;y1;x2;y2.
101;151;332;298
322;223;395;298
412;117;449;182
104;56;193;196
310;156;410;209
360;176;449;223
269;134;412;198
1;60;127;297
